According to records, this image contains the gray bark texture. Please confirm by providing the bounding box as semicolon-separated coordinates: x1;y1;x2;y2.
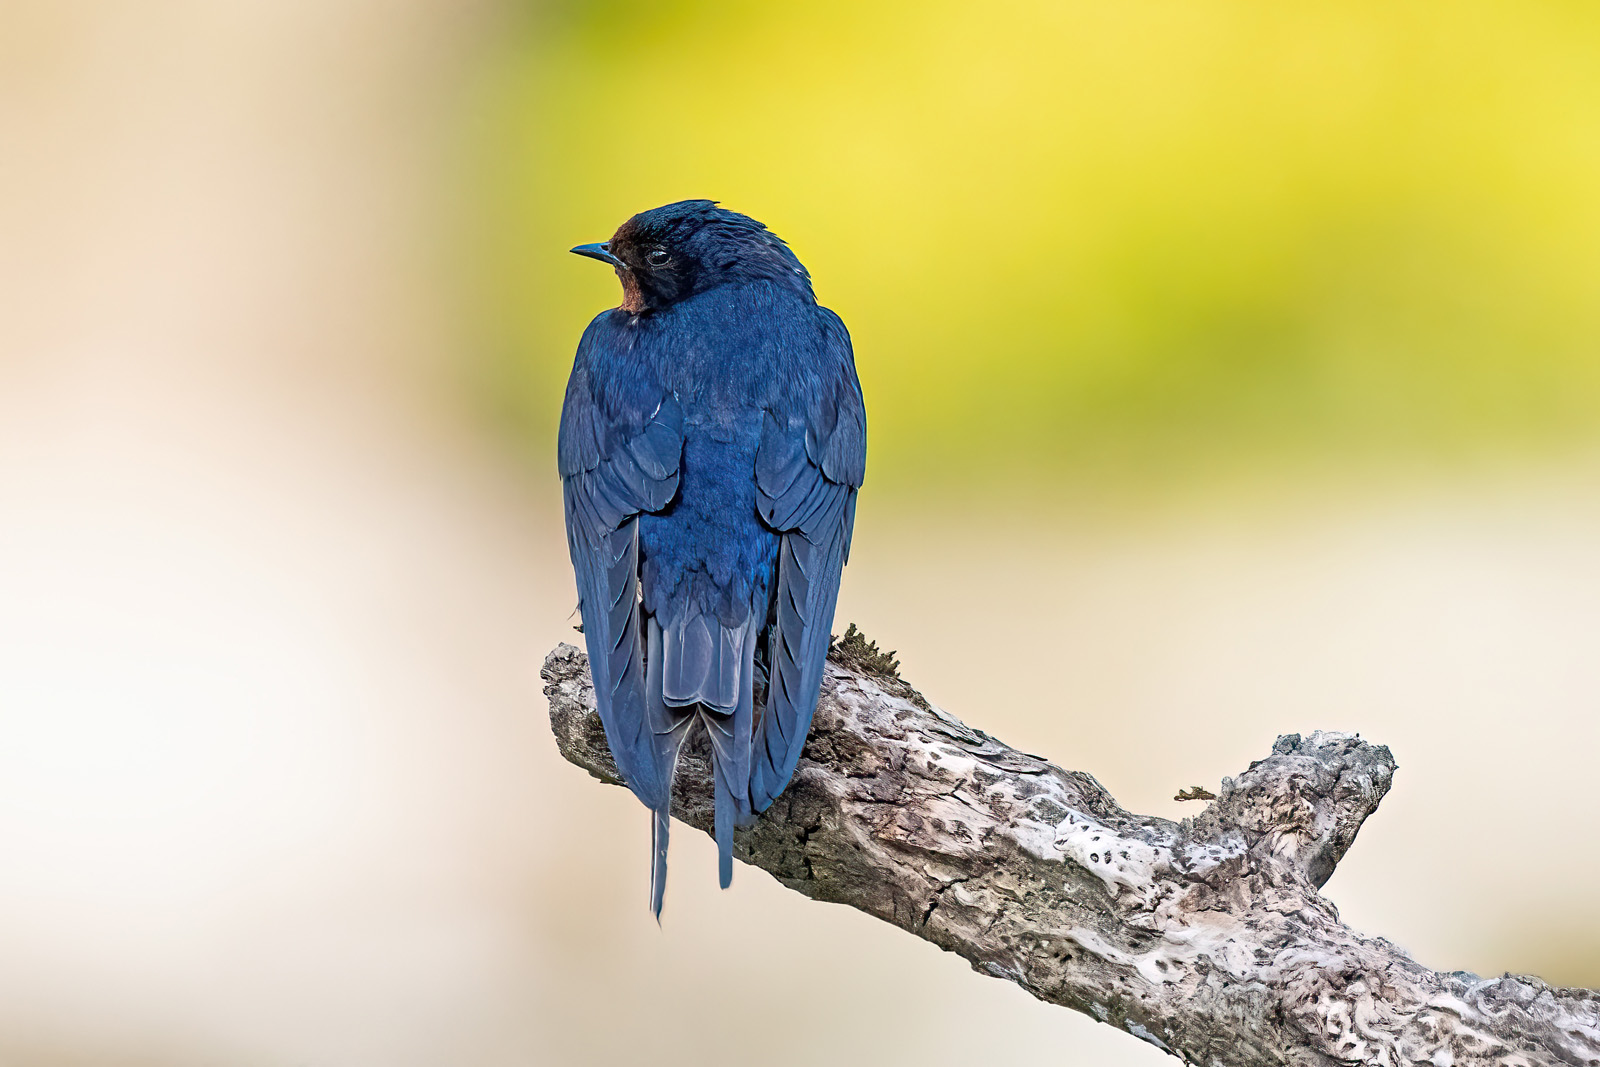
542;641;1600;1067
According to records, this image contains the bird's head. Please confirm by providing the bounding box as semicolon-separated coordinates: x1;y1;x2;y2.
571;200;812;314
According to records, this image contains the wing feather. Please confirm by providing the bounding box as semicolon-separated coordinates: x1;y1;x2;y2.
560;348;683;813
748;313;866;813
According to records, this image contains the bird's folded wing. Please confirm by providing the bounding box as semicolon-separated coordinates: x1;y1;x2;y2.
750;311;866;811
560;357;683;811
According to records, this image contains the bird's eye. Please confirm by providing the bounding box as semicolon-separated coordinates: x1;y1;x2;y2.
645;249;670;268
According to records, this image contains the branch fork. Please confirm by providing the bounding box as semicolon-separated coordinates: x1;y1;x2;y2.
543;641;1599;1066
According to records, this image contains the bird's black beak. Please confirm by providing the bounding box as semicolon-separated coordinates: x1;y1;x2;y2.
570;242;624;269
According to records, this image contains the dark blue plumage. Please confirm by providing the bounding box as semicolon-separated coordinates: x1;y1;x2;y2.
559;201;866;915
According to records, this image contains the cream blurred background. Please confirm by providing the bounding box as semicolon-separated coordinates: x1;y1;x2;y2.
1;2;1597;1065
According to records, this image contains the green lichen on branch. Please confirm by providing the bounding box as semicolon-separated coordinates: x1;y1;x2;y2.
828;623;901;679
827;624;931;711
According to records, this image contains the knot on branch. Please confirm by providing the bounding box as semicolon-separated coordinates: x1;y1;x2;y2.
1192;730;1396;888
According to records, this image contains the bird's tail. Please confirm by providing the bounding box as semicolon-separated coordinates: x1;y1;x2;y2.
645;612;758;913
645;617;694;920
649;806;671;920
701;639;755;887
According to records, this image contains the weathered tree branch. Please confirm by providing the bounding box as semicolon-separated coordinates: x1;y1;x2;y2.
543;642;1600;1066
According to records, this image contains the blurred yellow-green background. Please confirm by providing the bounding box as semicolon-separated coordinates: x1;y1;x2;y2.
475;0;1600;495
2;2;1598;1065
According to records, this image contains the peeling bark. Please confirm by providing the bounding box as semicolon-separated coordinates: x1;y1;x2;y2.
543;642;1600;1066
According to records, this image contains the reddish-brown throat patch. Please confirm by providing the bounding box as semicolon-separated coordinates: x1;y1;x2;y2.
618;269;646;314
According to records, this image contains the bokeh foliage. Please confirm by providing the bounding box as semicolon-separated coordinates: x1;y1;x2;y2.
466;0;1600;494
